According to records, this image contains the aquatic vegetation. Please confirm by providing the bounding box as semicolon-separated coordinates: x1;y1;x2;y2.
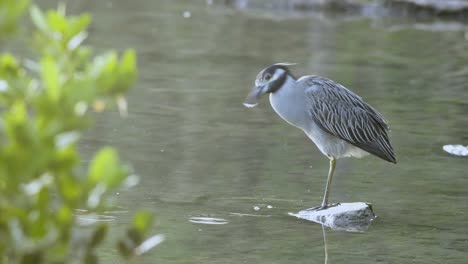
0;2;160;263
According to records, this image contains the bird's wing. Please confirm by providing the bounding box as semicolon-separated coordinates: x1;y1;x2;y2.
302;76;396;163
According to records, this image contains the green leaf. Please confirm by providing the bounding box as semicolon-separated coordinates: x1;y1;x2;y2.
0;0;29;35
0;53;19;68
0;2;151;260
88;147;125;188
84;253;97;264
56;206;72;225
6;101;27;124
54;145;80;169
117;239;133;258
47;10;67;33
102;53;118;76
58;174;81;202
20;251;43;264
119;49;136;76
30;5;49;34
133;210;154;234
89;52;120;93
117;49;137;93
40;56;60;102
0;53;21;77
89;224;107;249
69;14;91;38
127;228;142;243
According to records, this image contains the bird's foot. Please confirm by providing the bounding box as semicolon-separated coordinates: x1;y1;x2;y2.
309;203;341;211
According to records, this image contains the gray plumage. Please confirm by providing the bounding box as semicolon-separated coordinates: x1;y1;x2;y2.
303;76;396;163
244;63;396;209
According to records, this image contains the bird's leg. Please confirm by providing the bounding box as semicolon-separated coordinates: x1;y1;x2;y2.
309;157;338;211
321;157;336;208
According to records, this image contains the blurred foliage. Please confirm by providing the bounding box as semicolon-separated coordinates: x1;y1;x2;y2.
0;0;29;37
0;2;161;263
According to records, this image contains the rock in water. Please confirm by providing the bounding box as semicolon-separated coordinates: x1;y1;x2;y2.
443;144;468;157
289;202;377;232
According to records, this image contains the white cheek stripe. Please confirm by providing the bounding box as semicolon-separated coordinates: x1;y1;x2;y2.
254;68;286;88
271;69;285;82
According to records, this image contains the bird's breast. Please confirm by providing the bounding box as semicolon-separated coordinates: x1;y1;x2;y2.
269;86;309;131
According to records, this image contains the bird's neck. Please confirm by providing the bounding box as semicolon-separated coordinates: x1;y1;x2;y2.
269;75;308;130
273;74;296;94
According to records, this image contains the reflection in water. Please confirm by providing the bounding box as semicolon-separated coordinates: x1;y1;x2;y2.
322;224;328;264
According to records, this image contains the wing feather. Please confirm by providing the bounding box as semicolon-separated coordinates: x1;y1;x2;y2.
303;76;396;163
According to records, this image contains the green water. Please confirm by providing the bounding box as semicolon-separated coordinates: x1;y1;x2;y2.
41;0;468;263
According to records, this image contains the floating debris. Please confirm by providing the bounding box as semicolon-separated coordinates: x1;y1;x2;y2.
443;144;468;157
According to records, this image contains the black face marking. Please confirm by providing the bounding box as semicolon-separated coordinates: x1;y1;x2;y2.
265;70;287;93
260;64;295;94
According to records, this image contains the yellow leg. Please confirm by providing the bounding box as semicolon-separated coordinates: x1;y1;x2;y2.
321;157;336;208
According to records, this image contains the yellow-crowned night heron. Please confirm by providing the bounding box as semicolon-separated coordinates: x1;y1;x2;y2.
244;63;396;210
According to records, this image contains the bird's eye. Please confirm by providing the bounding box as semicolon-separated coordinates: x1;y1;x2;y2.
264;74;272;81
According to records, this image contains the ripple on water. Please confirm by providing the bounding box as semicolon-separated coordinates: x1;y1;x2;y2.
74;208;128;225
188;217;229;225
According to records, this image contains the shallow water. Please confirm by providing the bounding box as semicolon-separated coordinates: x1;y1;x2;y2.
39;0;468;263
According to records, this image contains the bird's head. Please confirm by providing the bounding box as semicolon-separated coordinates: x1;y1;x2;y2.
243;62;296;108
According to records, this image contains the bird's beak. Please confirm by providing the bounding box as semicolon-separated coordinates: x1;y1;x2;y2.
243;86;263;108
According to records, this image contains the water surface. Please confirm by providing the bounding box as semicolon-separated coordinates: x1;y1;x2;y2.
40;1;468;263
